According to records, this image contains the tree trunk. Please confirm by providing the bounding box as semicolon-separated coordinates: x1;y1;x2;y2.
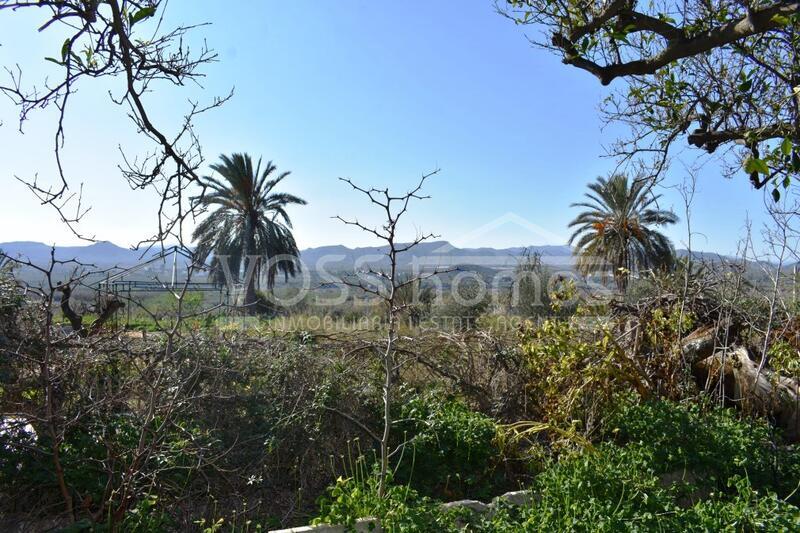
241;215;258;314
57;283;83;332
680;329;799;441
57;284;123;336
695;346;799;441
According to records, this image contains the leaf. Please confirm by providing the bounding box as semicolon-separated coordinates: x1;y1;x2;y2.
129;6;156;26
781;137;793;156
772;14;790;26
744;157;769;175
772;188;781;202
69;52;84;68
61;38;70;61
44;57;64;66
738;79;752;93
783;176;791;189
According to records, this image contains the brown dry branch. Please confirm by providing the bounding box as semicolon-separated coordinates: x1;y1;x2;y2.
0;0;232;245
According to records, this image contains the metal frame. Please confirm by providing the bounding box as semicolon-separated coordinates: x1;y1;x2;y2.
93;246;230;327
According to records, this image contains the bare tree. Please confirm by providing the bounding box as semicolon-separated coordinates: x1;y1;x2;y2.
750;197;800;380
334;169;449;497
0;0;231;245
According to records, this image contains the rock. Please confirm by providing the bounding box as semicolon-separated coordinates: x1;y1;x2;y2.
492;490;534;507
441;499;490;514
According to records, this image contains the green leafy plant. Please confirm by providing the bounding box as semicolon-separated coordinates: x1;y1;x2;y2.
608;399;800;500
392;391;505;500
314;474;456;532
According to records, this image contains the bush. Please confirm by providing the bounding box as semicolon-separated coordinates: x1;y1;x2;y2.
472;400;800;532
479;468;800;532
518;318;636;435
609;399;800;499
314;474;457;531
0;330;387;530
682;476;800;531
393;391;505;500
309;398;800;532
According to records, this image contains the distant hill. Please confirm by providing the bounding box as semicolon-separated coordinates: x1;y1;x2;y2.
0;241;157;267
1;240;744;275
299;241;574;271
0;240;574;271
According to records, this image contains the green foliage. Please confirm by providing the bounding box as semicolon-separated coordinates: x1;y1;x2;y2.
682;476;800;531
503;1;800;197
121;494;177;532
393;391;504;500
519;318;641;435
501;444;676;531
192;153;307;295
769;339;800;377
148;291;204;319
0;331;388;529
472;400;800;531
315;474;460;531
568;174;677;291
609;399;800;499
477;464;799;532
128;6;156;26
316;400;800;532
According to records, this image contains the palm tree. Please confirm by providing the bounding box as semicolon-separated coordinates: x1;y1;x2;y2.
568;174;677;291
193;153;307;312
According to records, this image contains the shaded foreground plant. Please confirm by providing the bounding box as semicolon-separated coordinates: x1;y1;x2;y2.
314;400;800;532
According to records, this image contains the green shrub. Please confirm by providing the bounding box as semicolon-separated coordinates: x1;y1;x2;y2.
393;391;504;500
518;317;634;435
609;399;800;499
477;472;799;532
470;398;800;531
681;476;800;531
314;474;458;531
509;443;675;531
314;399;800;532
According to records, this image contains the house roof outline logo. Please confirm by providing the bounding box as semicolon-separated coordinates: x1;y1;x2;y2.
408;212;572;270
444;212;567;251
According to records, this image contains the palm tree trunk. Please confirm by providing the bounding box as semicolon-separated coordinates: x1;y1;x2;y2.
242;215;258;314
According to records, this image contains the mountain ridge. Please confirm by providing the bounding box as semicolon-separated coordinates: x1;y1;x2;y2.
0;240;737;271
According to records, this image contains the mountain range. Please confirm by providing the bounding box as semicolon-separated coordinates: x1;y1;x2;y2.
0;240;575;271
0;240;740;274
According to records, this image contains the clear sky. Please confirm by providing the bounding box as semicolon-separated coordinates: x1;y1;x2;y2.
0;1;776;255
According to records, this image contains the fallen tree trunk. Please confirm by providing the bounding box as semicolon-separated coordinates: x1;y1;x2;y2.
681;325;718;365
695;346;800;442
680;327;799;441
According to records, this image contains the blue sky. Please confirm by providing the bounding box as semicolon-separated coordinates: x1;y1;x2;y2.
0;1;774;254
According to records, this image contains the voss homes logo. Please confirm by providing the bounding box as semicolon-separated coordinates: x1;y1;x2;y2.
214;212;616;325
